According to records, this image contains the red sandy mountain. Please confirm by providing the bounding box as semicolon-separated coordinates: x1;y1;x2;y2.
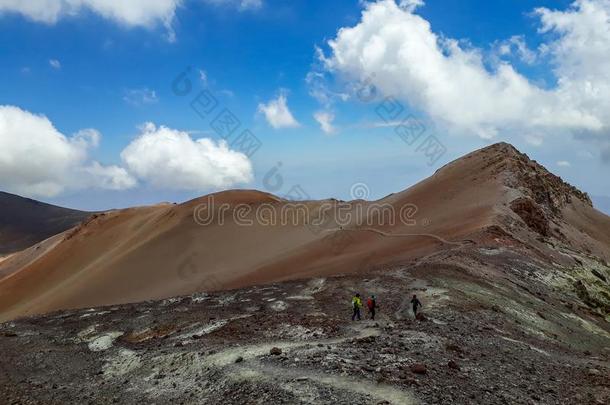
0;142;608;321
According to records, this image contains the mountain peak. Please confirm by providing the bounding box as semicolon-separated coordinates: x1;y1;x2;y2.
468;142;592;211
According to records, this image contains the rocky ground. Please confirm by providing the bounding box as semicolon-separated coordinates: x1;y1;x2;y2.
1;246;609;405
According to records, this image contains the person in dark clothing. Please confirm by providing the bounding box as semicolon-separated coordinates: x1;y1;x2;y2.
410;294;422;317
351;293;362;321
367;295;377;320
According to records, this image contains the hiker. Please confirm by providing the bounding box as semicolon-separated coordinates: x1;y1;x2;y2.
367;295;377;320
351;293;363;321
410;294;422;318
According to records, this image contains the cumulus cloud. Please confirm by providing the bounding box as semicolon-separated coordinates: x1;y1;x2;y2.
0;0;180;40
495;35;537;65
557;160;572;167
398;0;424;12
81;161;137;190
319;0;610;150
0;107;252;197
0;105;136;197
305;69;349;108
257;92;300;129
72;128;101;148
120;123;253;190
314;110;336;134
123;88;159;106
0;0;267;40
49;58;61;69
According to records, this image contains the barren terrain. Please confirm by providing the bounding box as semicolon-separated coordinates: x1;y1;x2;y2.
0;143;609;404
1;251;609;404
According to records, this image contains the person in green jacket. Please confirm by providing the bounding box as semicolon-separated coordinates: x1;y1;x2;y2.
351;293;362;321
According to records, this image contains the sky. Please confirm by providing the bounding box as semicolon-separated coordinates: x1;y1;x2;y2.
0;0;609;214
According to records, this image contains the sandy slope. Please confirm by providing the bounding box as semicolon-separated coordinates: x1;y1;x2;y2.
0;255;9;263
0;233;65;281
1;143;608;321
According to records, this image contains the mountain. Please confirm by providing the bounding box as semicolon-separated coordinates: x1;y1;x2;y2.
1;143;609;404
0;143;608;322
0;191;91;256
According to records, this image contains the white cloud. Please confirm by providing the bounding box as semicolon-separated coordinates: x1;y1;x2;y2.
313;110;336;134
82;161;136;190
320;0;610;149
398;0;424;12
0;105;135;197
557;160;572;167
495;35;537;65
359;117;423;129
238;0;262;10
72;128;101;148
257;92;300;129
0;108;252;197
305;69;349;108
49;58;61;69
120;122;253;190
123;88;159;106
0;0;180;40
204;0;263;11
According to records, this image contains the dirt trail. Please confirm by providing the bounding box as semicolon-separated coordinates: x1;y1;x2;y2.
323;227;474;247
233;362;418;405
204;325;380;368
203;324;417;404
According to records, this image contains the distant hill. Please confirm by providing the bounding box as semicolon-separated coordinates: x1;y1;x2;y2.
0;191;91;255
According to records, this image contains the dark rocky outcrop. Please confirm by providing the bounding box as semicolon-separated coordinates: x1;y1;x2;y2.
510;197;550;236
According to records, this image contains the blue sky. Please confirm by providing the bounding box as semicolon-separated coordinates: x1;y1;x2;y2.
0;0;609;214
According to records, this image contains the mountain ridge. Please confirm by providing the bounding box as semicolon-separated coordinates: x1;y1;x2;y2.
0;191;91;255
0;142;608;322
